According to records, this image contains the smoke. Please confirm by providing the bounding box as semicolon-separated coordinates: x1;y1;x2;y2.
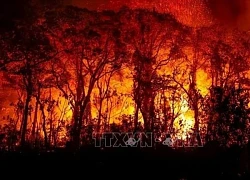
69;0;250;29
205;0;250;30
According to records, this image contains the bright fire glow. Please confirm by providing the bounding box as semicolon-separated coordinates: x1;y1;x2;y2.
173;95;195;140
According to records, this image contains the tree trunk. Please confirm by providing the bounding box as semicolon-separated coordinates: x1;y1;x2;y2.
20;92;32;148
97;99;103;134
140;83;155;132
190;64;202;146
134;104;139;132
49;88;53;147
40;104;48;149
71;104;80;148
71;96;91;151
32;85;40;139
20;64;33;149
49;116;53;147
194;102;202;146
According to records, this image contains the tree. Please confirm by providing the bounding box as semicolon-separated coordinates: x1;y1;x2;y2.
0;25;57;148
120;9;187;133
47;7;126;149
204;28;250;146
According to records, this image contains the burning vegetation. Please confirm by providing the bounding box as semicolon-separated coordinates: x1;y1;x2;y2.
0;1;250;152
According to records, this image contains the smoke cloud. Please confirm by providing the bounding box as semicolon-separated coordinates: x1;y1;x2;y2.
206;0;250;30
69;0;250;30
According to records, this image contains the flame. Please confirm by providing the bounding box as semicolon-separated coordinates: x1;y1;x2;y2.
173;95;195;140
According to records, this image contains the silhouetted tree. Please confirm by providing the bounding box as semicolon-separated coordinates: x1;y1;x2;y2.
47;7;126;150
0;18;57;148
120;9;187;133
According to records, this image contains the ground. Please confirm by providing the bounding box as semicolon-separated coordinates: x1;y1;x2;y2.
0;145;249;180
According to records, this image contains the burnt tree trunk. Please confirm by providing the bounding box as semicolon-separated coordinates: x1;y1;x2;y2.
39;102;49;149
163;95;169;132
134;103;139;132
133;50;155;132
32;84;40;139
20;66;32;148
140;83;156;132
133;82;141;132
189;69;202;146
72;97;90;150
97;99;103;134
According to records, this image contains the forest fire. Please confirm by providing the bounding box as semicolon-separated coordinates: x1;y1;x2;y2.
1;1;250;179
0;0;250;156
